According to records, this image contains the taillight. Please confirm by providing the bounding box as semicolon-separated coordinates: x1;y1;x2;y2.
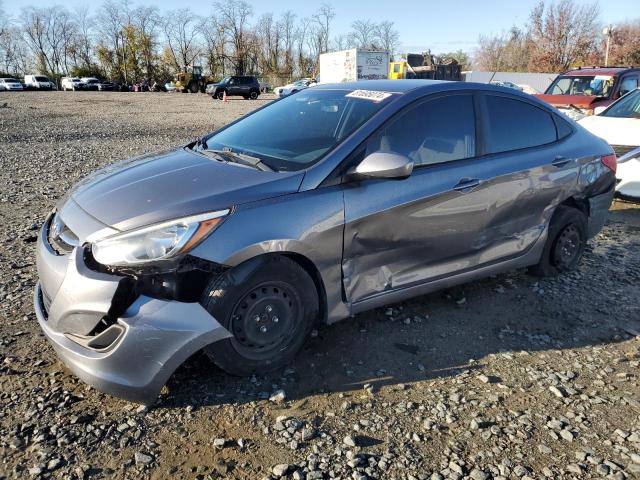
601;154;617;173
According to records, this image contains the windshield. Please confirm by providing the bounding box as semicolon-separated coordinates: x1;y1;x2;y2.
5;79;19;83
204;89;394;171
603;89;640;118
546;75;614;97
35;76;48;82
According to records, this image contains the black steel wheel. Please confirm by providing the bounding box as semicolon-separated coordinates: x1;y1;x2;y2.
229;281;301;361
552;224;581;268
529;205;587;276
201;256;319;376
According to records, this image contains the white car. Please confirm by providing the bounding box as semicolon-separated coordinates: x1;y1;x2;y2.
273;79;316;98
0;78;24;91
24;74;55;90
61;77;85;91
579;88;640;200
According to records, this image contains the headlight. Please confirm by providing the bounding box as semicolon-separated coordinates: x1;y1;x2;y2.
91;210;229;266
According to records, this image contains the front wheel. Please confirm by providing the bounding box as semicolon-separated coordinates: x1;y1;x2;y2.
216;90;225;100
529;206;587;276
201;256;319;376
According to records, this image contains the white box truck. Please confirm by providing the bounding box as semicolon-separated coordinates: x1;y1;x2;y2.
319;49;390;83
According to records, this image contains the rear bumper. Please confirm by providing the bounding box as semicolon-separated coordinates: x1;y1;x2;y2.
587;187;615;238
34;216;232;404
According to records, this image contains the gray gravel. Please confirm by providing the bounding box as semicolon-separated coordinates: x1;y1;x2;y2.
0;91;639;479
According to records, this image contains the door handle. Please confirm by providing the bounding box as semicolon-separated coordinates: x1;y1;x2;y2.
551;156;572;167
453;177;481;192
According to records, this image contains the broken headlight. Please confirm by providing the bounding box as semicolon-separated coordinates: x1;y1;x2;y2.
91;210;229;266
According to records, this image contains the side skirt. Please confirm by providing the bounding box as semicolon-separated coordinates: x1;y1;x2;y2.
349;231;548;316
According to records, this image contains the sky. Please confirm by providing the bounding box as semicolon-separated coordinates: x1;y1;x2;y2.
4;0;638;54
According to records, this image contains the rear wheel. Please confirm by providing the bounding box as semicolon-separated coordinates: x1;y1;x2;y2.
249;90;259;100
201;256;319;376
529;206;587;276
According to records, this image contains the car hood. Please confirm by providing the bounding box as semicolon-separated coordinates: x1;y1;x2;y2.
535;94;603;109
578;115;640;146
66;147;305;232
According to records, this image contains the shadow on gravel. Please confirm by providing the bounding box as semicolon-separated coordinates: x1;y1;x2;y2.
160;233;637;410
155;203;640;409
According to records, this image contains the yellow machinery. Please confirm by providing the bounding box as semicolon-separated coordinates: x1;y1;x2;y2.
389;52;461;81
173;66;212;93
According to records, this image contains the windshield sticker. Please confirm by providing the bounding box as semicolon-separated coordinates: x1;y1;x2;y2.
346;90;393;102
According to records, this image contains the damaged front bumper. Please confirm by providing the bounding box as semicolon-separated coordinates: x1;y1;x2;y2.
34;216;231;405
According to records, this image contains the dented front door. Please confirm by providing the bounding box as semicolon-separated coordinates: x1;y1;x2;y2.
340;92;558;304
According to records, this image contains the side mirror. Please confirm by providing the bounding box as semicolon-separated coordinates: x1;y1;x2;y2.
350;151;414;180
594;106;606;115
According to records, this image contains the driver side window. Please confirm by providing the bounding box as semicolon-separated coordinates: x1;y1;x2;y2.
620;76;638;97
366;94;476;167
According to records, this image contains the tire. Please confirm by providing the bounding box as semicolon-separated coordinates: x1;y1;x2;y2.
216;90;225;100
201;256;319;376
529;206;587;277
189;82;199;94
249;90;259;100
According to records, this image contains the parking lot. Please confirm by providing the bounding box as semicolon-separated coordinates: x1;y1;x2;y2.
0;91;639;479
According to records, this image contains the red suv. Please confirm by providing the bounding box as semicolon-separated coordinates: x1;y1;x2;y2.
536;66;640;120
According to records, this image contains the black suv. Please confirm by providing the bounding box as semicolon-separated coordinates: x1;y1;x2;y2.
209;76;261;100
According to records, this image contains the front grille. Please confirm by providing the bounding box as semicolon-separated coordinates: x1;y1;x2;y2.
611;145;638;158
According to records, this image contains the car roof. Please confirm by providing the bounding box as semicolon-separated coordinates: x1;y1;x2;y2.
562;67;639;76
313;79;537;97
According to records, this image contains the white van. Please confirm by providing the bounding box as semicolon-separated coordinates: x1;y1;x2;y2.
24;75;55;90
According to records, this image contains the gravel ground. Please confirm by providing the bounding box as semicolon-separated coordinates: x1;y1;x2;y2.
0;91;639;480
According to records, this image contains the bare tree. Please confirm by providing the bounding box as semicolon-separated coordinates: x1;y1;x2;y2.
374;21;400;57
214;0;254;75
96;0;126;80
21;6;52;73
312;3;334;54
348;19;378;49
279;11;295;78
132;6;160;79
72;6;95;68
255;12;280;76
475;26;531;71
200;16;226;77
163;9;201;71
527;0;600;72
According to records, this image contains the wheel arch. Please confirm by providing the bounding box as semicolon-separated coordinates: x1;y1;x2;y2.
559;196;589;217
207;248;329;324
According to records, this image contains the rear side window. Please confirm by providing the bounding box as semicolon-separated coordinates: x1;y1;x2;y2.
554;115;573;139
484;95;557;154
367;94;476;167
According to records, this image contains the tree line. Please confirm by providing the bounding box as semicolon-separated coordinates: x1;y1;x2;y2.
0;0;639;86
475;0;640;72
0;0;403;86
